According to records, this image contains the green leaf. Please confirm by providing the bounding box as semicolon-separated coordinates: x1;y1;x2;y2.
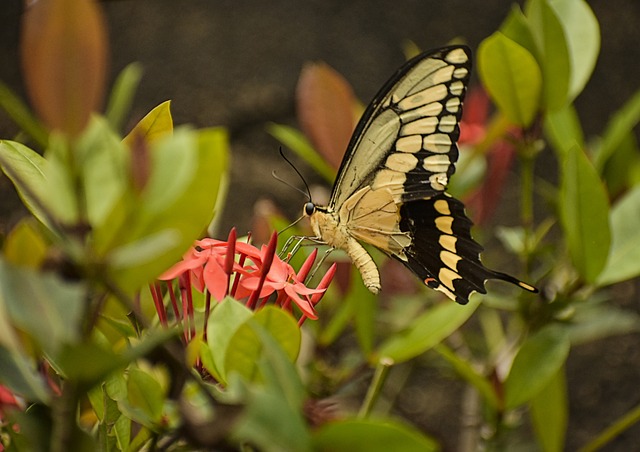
593;88;640;171
0;81;49;148
104;127;229;291
76;117;130;228
125;366;165;426
0;259;85;356
530;366;567;452
559;145;611;283
504;325;570;409
376;298;479;363
478;32;542;127
232;383;311;452
0;140;49;226
567;303;640;345
548;0;600;100
122;100;173;147
0;347;50;403
105;62;144;133
597;186;640;285
500;5;537;55
544;105;585;159
3;219;48;269
433;344;499;409
205;298;253;383
42;135;80;224
347;267;377;356
225;306;301;383
312;418;439;452
252;319;306;411
525;0;571;110
266;122;336;184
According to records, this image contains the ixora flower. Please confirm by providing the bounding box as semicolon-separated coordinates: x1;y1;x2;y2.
151;228;336;342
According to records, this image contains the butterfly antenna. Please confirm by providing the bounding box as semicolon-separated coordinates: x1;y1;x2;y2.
277;147;313;202
278;214;305;236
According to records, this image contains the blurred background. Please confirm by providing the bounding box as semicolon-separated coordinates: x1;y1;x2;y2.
1;0;639;449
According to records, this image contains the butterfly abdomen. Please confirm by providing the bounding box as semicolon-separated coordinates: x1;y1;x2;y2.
310;208;382;293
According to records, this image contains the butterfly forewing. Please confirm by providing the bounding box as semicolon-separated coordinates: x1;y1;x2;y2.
329;46;471;209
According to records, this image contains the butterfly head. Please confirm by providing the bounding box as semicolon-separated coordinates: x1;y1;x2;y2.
303;202;315;217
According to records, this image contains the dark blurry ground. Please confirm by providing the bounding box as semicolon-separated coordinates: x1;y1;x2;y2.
1;1;639;450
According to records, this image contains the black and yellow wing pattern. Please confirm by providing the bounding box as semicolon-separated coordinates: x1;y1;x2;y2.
306;45;537;304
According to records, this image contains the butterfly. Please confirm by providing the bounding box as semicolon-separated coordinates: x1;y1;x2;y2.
303;45;538;304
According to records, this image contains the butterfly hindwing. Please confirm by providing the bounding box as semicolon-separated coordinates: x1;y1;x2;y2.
399;194;499;304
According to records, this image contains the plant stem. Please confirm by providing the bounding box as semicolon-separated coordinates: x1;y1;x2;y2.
51;381;79;452
358;358;393;418
580;402;640;452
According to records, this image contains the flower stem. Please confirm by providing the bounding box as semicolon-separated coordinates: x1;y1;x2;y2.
358;358;394;418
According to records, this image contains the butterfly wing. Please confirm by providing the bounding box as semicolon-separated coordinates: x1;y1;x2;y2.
327;45;537;303
329;46;471;209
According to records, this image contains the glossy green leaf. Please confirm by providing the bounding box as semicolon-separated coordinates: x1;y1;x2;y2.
478;32;542;127
597;186;640;285
504;326;570;409
525;0;571;110
434;344;499;409
105;62;144;133
205;298;253;383
376;298;479;363
313;418;439;452
225;306;301;383
544;105;585;159
266;122;336;183
0;140;49;226
594;88;640;171
559;145;610;283
530;366;567;452
548;0;600;100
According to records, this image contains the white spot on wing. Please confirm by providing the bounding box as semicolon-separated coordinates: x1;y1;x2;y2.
385;153;418;172
401;117;438;136
445;48;468;64
396;135;422;153
438;115;457;133
446;98;461;113
423;133;452;153
423;155;451;173
397;84;448;110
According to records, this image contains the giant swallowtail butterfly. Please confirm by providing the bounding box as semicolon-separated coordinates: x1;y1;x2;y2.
303;45;537;304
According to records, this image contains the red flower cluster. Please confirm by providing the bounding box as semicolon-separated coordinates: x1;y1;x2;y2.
150;228;336;342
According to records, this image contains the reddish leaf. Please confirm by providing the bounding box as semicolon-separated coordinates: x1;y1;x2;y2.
21;0;108;137
296;62;357;169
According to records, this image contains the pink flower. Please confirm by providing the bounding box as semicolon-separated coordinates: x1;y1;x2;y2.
151;228;335;344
